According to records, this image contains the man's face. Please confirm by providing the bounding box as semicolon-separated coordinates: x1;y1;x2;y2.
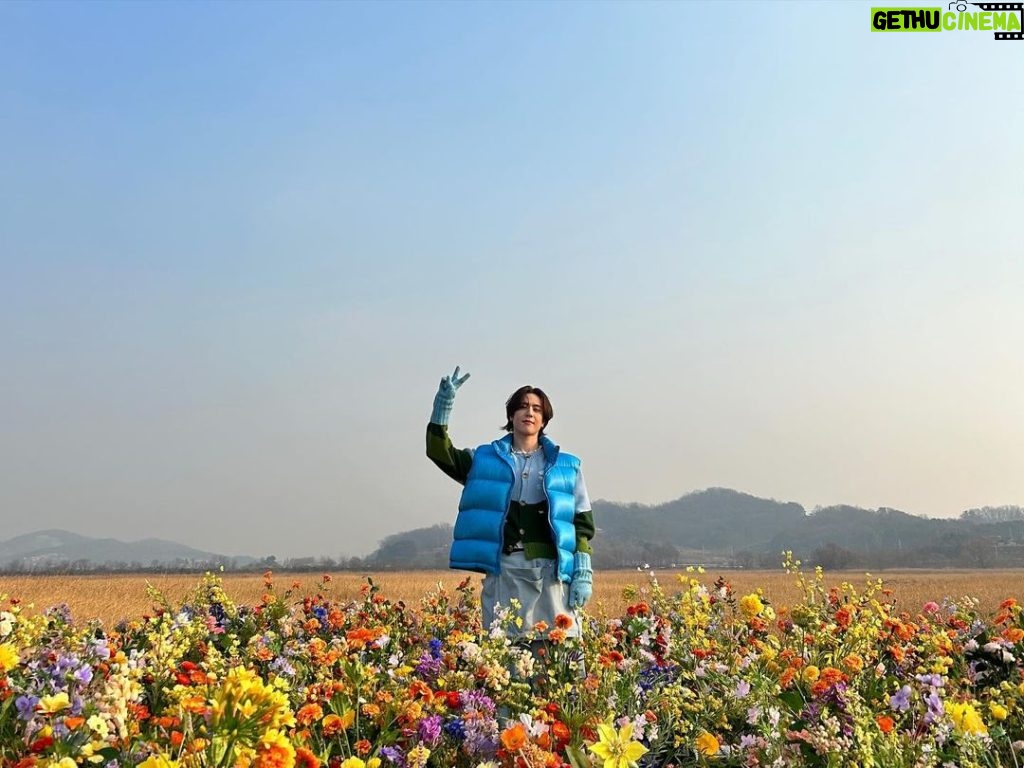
512;393;545;438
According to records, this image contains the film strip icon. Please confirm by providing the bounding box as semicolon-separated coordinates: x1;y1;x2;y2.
967;1;1024;38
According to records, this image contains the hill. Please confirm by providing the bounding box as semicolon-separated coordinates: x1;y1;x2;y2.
367;491;1024;569
0;529;251;571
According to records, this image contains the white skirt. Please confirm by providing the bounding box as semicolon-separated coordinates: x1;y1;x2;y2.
480;552;580;638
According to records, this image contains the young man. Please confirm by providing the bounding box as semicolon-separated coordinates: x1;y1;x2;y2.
426;366;595;636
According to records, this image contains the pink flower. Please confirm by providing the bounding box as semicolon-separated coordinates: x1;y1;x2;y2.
922;601;940;615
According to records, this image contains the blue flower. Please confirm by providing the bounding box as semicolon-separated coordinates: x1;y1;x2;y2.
889;685;912;712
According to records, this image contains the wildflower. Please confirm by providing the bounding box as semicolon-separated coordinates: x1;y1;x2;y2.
295;748;320;768
696;732;720;756
555;613;574;630
339;759;370;768
406;744;431;768
923;601;940;614
323;711;354;736
0;643;18;673
255;728;296;768
137;757;180;768
948;702;988;736
589;722;648;768
990;702;1009;721
37;692;71;714
739;594;764;618
296;703;323;726
501;722;528;752
876;715;895;734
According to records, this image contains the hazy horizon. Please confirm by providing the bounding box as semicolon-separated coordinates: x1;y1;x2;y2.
3;2;1021;559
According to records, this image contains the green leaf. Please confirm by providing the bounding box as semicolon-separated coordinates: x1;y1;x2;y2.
565;744;592;768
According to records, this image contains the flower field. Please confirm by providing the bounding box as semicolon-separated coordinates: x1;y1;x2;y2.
2;555;1024;767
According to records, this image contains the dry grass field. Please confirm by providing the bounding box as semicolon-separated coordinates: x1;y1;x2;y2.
2;568;1022;628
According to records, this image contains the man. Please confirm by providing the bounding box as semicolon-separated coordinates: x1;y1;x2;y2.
426;366;595;636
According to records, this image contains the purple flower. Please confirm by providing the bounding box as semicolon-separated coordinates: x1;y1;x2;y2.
381;745;406;767
889;685;912;712
915;673;943;688
418;714;443;747
924;690;944;724
74;665;94;684
15;695;39;721
734;680;751;699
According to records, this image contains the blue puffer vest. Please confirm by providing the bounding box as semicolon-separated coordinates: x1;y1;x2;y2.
449;434;581;583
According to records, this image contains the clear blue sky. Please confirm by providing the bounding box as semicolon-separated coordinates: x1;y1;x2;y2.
2;1;1021;559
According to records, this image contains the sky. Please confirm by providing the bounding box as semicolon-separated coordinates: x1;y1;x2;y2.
1;1;1021;560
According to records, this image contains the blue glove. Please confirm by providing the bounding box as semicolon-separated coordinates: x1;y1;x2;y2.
431;366;470;425
569;551;593;609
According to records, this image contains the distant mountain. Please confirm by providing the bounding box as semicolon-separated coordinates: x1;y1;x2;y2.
366;489;1024;569
0;529;253;570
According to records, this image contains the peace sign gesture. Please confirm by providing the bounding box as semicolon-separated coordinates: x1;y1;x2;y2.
432;365;470;425
438;365;471;398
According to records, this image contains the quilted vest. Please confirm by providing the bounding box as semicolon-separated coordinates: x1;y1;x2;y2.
449;434;581;582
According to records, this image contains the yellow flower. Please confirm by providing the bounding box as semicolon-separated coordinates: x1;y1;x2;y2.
52;759;78;768
589;722;648;768
696;731;720;756
406;745;431;768
339;759;366;768
0;643;18;673
137;756;180;768
948;702;988;736
37;692;71;714
990;702;1009;721
802;665;820;684
739;593;764;618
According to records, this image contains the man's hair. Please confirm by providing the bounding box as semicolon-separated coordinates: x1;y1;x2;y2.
502;385;554;435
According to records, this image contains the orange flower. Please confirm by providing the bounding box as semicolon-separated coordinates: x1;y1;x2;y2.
876;715;895;734
254;730;295;768
779;667;796;689
296;703;323;726
322;711;353;737
533;621;549;634
1004;627;1024;643
180;695;208;715
295;747;320;768
842;654;864;674
555;613;574;630
547;629;567;644
408;680;433;701
501;722;528;752
346;627;380;649
551;720;570;746
63;716;85;730
355;738;372;756
834;607;853;630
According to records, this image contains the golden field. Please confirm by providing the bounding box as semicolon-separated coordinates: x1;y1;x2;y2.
1;568;1022;628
